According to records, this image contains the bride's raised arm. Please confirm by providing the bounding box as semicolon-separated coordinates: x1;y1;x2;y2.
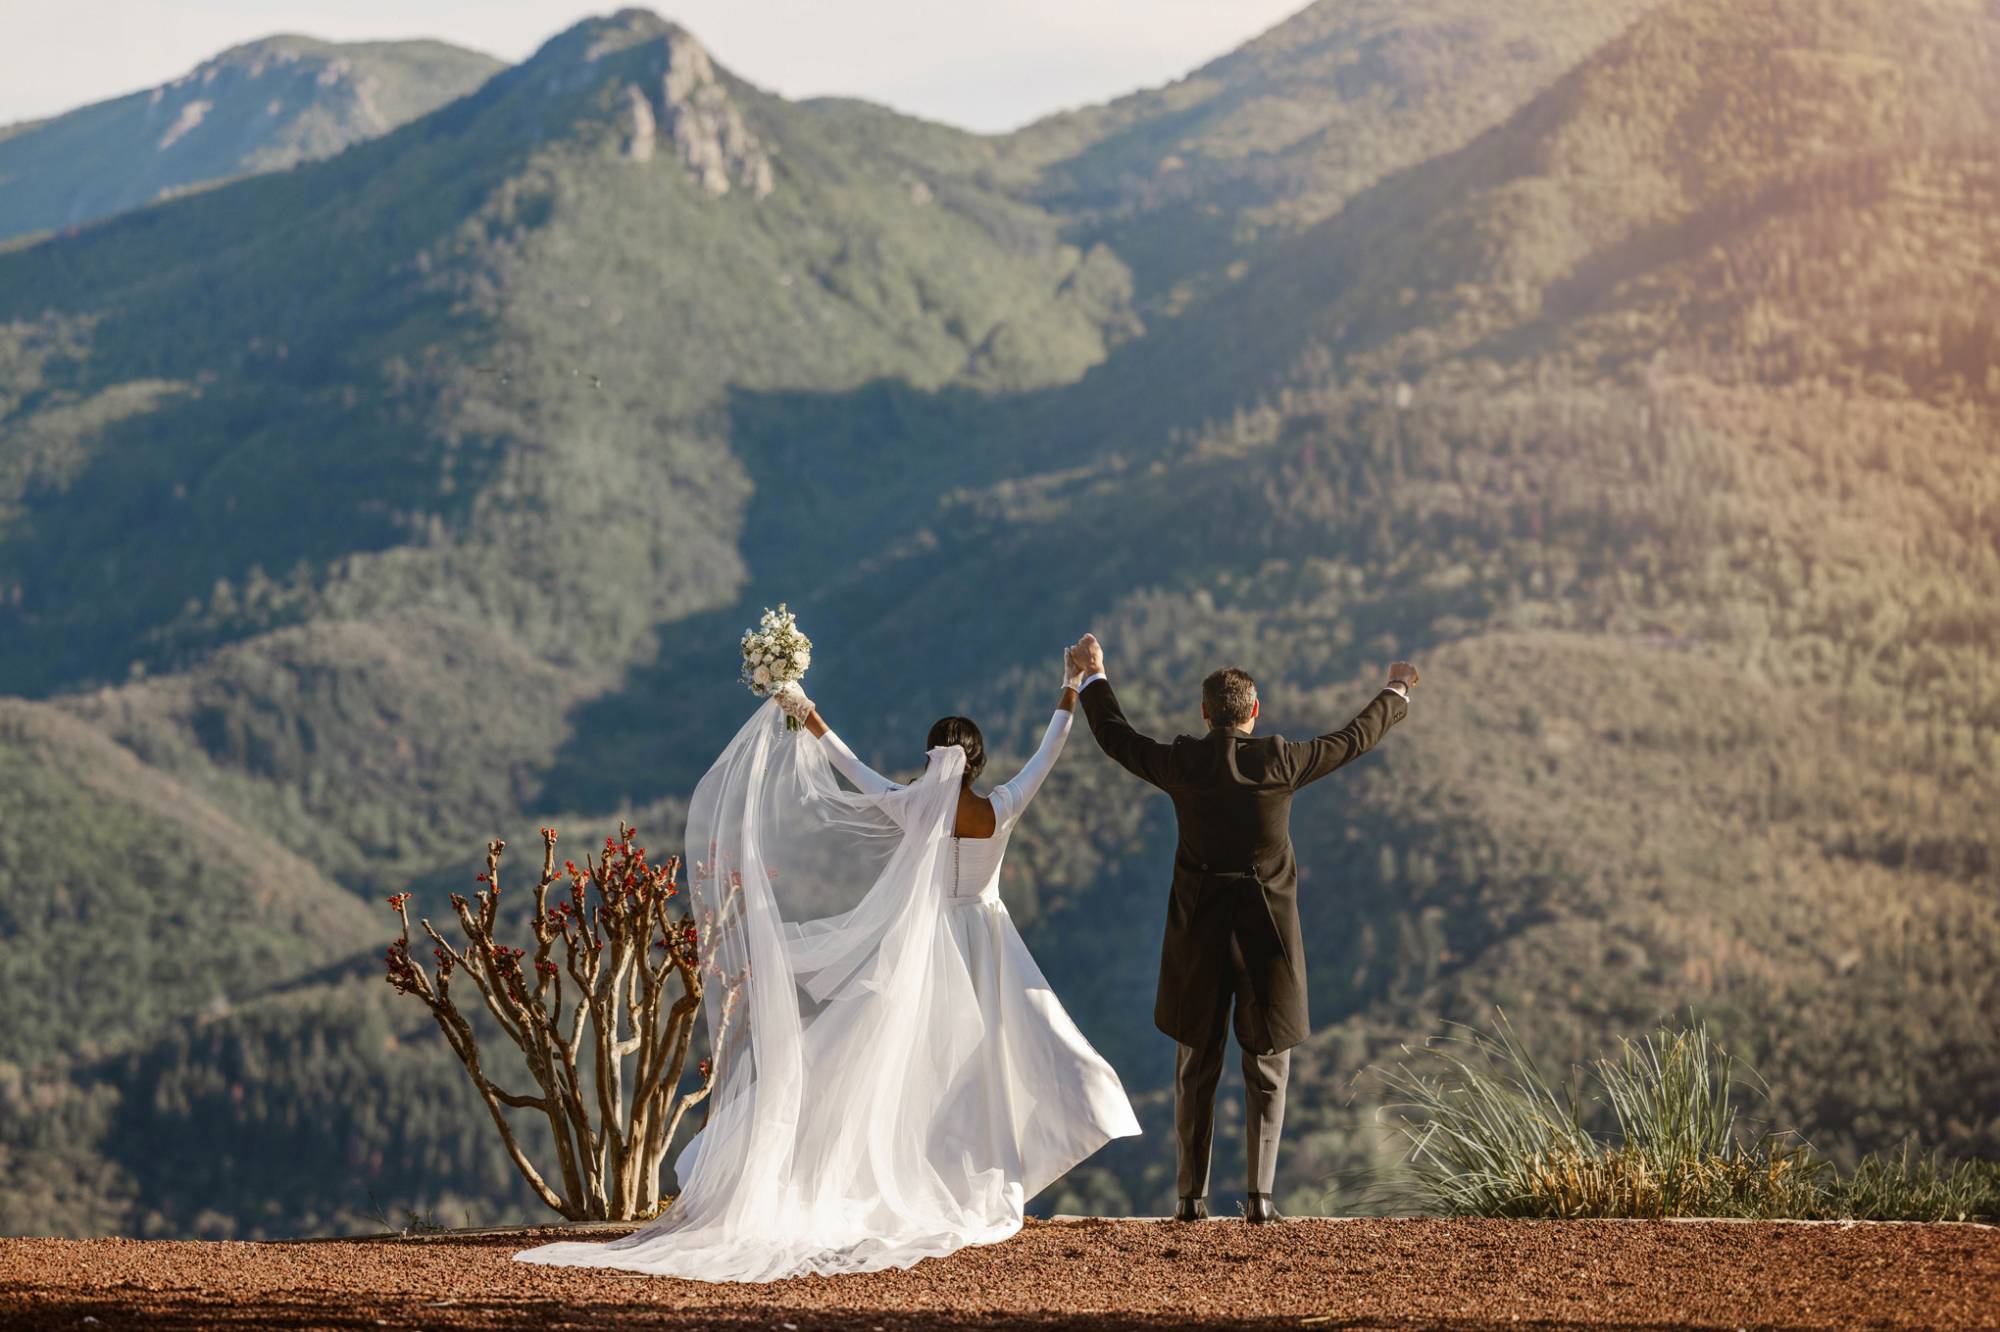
993;655;1081;822
803;704;903;797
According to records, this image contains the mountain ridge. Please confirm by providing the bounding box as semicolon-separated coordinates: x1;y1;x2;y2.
999;0;1665;312
0;35;504;242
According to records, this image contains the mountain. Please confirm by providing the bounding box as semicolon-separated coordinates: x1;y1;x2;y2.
1000;0;1664;313
0;0;1995;1236
0;36;504;242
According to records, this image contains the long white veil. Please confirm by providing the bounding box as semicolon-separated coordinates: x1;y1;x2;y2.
516;699;1003;1280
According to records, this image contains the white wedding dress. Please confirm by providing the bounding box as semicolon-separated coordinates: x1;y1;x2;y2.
514;701;1139;1281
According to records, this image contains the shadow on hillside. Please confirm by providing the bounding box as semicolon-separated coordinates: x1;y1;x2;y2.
529;375;1115;810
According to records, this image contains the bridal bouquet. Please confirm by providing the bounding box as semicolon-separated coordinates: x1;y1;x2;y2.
740;603;813;729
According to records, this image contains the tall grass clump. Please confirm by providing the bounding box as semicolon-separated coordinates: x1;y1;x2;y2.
1380;1013;1995;1221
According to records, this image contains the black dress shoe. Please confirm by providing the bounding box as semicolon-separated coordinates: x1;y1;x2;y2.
1244;1193;1283;1224
1173;1196;1208;1222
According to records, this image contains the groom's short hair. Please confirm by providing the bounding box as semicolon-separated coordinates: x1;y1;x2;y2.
1202;667;1257;728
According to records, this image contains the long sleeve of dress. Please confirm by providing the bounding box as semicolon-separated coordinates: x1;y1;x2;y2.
819;729;902;796
993;709;1072;825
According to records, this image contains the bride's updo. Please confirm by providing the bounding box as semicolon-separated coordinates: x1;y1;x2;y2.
926;716;986;785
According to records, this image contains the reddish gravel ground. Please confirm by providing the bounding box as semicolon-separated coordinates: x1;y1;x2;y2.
2;1217;1995;1330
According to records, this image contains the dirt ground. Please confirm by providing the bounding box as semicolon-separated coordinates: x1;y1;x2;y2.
2;1216;1994;1330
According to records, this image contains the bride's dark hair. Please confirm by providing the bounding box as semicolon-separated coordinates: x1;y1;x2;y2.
926;716;986;785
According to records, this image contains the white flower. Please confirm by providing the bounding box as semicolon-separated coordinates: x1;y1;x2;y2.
739;604;812;701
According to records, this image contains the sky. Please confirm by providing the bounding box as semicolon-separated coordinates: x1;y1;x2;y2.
0;0;1309;132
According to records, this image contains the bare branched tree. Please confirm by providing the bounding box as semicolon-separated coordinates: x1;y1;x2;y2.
384;824;739;1221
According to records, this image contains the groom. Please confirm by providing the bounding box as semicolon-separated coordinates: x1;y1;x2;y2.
1067;633;1416;1223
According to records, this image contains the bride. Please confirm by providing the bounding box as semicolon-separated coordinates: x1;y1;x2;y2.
515;653;1139;1281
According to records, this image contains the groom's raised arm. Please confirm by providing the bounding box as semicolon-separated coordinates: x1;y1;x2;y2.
1287;686;1408;788
1078;677;1174;789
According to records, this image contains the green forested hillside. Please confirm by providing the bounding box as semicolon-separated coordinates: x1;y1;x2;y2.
0;0;1994;1236
0;698;378;1066
0;37;504;243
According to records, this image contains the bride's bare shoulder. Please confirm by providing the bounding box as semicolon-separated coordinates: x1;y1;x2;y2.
952;788;998;840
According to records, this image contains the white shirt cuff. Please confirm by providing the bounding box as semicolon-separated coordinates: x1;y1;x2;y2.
1077;671;1106;692
1384;682;1410;701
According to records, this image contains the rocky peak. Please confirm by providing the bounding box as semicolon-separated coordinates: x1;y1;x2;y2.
619;25;773;198
520;11;773;199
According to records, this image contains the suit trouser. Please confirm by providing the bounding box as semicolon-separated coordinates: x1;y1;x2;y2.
1175;1034;1290;1198
1168;880;1296;1192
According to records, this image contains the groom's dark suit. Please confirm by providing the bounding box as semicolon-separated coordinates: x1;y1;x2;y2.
1078;676;1407;1201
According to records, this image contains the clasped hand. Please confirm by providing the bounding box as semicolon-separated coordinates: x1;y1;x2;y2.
1065;633;1104;685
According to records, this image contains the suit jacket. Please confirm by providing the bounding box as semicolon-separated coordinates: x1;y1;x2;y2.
1079;677;1407;1055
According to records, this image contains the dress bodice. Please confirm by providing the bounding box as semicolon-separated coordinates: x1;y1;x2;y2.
942;827;1014;905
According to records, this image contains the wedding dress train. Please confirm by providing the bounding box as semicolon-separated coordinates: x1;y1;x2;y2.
514;701;1138;1281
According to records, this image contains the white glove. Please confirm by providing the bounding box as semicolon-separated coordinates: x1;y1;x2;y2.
1062;647;1083;691
773;681;815;723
